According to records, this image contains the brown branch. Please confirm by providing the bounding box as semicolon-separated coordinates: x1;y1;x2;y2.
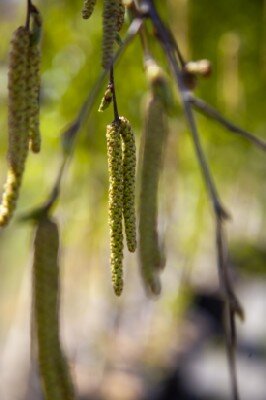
144;1;242;399
190;96;266;151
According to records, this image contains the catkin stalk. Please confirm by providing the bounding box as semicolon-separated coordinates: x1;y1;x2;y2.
32;217;75;400
139;95;168;295
119;117;137;253
0;26;30;226
106;121;124;296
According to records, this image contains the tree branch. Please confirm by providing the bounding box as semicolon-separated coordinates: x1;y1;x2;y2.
190;96;266;151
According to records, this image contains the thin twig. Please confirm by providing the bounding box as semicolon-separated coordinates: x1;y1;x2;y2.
190;96;266;151
216;218;244;318
224;303;239;400
145;2;242;399
183;99;230;219
26;0;32;29
110;67;120;122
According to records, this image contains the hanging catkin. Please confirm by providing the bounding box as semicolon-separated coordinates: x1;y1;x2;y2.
28;8;42;153
82;0;97;19
0;26;30;226
139;95;168;295
32;217;75;400
106;121;124;296
119;117;136;253
116;0;125;32
102;0;117;69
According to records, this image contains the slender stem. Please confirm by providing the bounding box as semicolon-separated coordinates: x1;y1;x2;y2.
216;218;244;318
224;303;239;400
26;0;32;30
139;24;150;58
183;99;230;220
143;0;186;67
190;96;266;151
145;3;242;399
110;67;120;122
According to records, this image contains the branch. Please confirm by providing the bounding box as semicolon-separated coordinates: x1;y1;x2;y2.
224;303;239;400
145;1;242;399
190;96;266;151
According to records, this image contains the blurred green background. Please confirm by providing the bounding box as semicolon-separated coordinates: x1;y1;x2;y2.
0;1;265;399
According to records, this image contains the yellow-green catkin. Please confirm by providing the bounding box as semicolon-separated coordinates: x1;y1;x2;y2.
32;217;75;400
102;0;123;69
139;95;168;296
119;117;136;253
28;45;41;153
28;7;42;153
0;26;30;227
116;0;125;32
102;0;118;69
82;0;97;19
98;84;113;112
106;121;124;296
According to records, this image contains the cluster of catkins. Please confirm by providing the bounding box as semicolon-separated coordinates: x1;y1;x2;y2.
0;6;42;227
106;117;137;296
33;216;76;400
82;1;173;296
82;0;125;69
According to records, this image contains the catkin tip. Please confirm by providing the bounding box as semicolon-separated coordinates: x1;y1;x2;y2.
82;0;97;20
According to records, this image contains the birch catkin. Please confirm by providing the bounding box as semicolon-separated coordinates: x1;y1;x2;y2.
139;95;168;295
33;217;75;400
82;0;97;19
28;45;41;152
28;9;42;153
102;0;118;69
106;121;124;296
116;0;125;32
119;117;137;253
0;27;30;226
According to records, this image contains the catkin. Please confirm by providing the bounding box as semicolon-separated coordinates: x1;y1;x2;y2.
82;0;97;19
139;95;168;295
106;121;124;296
116;0;125;32
28;8;42;153
102;0;117;69
0;26;30;226
32;217;75;400
119;117;136;253
28;44;41;153
102;0;123;69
